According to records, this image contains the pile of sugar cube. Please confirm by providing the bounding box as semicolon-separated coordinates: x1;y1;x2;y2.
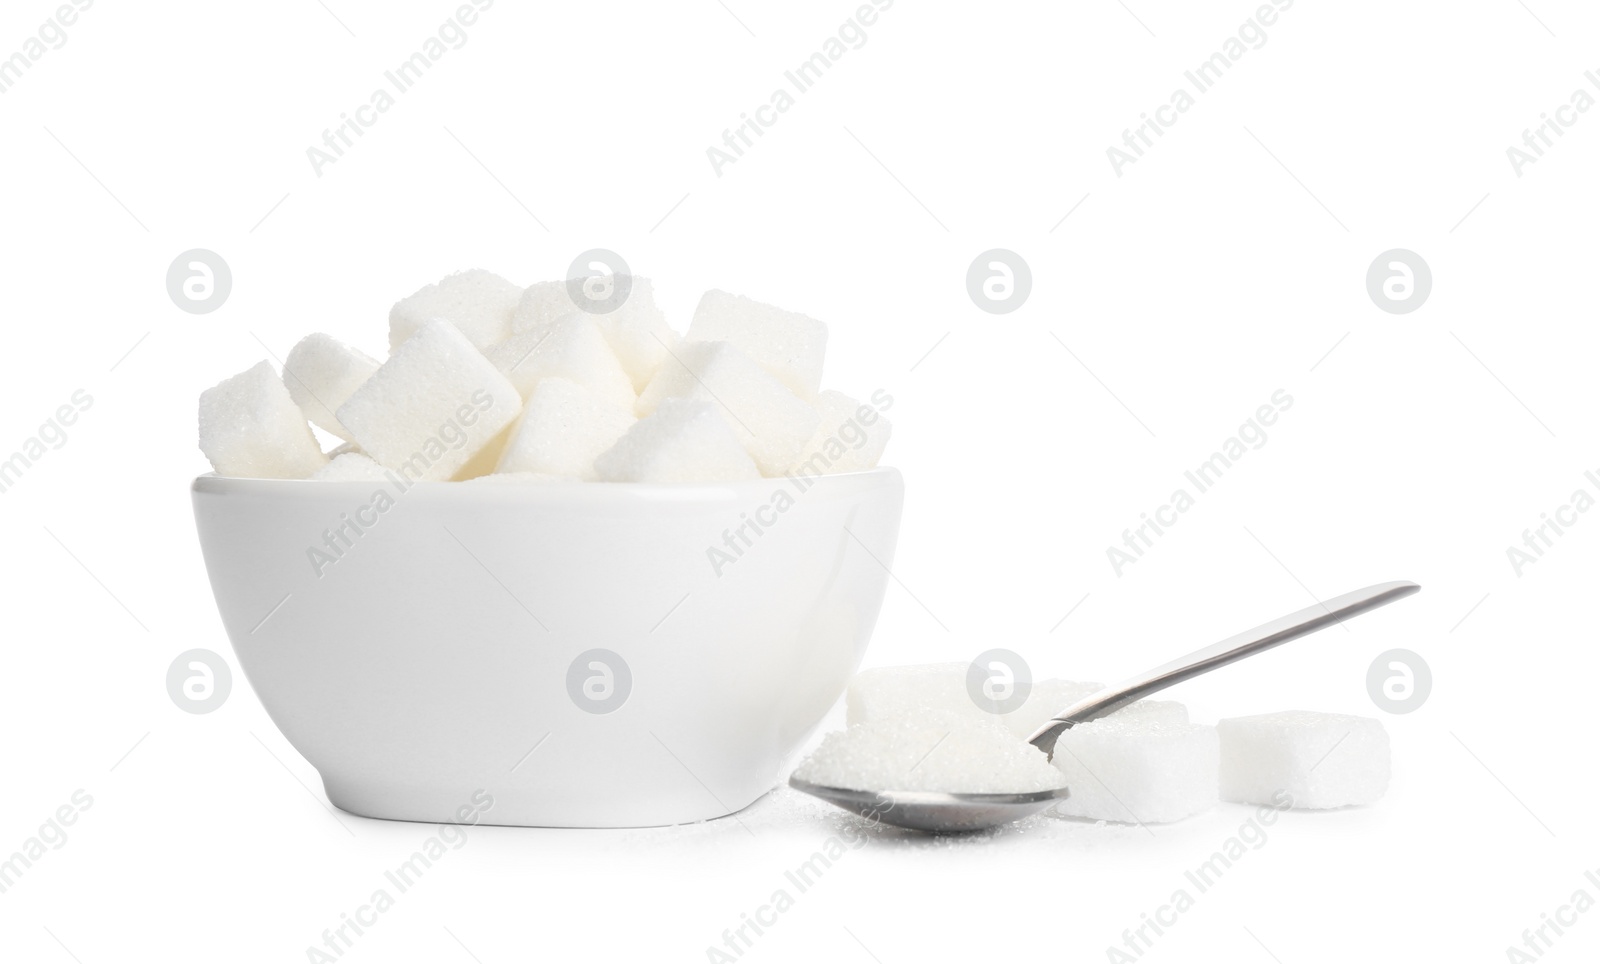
198;270;892;484
792;663;1391;822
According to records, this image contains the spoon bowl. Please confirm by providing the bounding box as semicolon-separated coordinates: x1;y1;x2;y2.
788;777;1070;833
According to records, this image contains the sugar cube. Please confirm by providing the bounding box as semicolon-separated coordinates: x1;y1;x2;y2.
486;313;636;411
199;361;328;479
508;280;575;335
589;277;678;393
449;424;515;482
593;398;760;483
849;668;1186;740
336;321;522;482
282;333;380;442
1050;718;1219;824
310;452;391;482
687;290;828;398
1007;694;1188;741
788;390;892;477
1118;699;1189;724
792;709;1066;795
389;269;521;351
1217;711;1389;809
496;378;637;480
201;272;895;484
1000;679;1106;739
846;663;983;726
636;341;818;476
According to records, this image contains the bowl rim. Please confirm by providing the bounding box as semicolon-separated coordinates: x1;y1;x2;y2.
191;465;903;503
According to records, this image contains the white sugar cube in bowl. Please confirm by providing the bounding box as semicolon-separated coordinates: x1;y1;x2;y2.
687;289;828;398
198;361;328;480
191;467;903;827
389;268;521;351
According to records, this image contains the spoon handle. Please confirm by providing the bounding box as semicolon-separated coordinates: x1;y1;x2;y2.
1026;580;1420;756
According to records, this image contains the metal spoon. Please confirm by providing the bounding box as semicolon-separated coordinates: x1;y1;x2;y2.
789;580;1420;834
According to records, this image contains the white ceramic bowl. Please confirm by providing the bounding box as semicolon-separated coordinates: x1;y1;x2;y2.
192;468;903;828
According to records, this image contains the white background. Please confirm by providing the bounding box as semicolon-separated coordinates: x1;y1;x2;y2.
1;0;1594;960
